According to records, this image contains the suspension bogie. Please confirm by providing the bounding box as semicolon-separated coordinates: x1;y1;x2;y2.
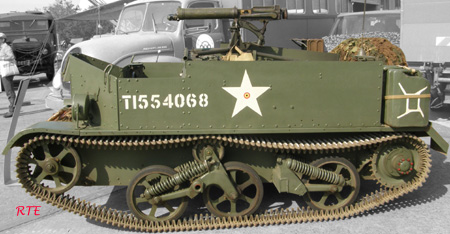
5;111;438;232
14;131;433;226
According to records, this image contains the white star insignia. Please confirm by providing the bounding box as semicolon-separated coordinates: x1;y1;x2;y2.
223;70;270;118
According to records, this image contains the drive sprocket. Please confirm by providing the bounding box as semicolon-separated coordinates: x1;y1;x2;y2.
371;140;423;188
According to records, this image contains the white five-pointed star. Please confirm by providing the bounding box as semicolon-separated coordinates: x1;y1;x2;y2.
223;70;270;117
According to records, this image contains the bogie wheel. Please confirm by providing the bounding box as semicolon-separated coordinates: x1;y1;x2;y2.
203;161;263;217
126;165;188;222
305;157;360;210
23;142;81;194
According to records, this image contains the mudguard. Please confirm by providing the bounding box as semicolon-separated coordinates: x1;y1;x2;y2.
2;121;79;155
426;124;449;154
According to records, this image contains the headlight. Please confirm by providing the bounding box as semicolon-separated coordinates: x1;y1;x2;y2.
72;94;90;121
42;48;49;55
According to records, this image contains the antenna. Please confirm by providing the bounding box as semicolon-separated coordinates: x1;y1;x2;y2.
88;0;107;35
358;0;367;56
97;5;101;35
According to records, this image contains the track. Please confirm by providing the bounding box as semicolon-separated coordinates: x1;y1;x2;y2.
15;133;431;232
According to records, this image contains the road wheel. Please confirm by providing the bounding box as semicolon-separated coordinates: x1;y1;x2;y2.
203;161;263;217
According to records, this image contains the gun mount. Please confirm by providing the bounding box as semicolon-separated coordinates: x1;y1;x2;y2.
169;6;288;48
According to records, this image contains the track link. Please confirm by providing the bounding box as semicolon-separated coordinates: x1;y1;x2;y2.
15;133;431;232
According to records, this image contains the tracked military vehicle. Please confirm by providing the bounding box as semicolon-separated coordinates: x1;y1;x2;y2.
4;6;448;232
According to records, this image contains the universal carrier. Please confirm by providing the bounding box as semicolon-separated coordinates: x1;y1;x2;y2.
4;6;449;232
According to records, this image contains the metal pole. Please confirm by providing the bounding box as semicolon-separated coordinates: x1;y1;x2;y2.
3;78;30;185
362;0;367;33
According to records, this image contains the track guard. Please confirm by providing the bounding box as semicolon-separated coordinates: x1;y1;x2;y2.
426;124;449;154
2;121;79;155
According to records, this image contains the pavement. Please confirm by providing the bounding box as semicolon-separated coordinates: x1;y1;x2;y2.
0;75;449;234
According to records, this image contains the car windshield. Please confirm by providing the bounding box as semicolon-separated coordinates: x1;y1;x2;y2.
0;20;48;32
117;2;181;34
332;13;400;35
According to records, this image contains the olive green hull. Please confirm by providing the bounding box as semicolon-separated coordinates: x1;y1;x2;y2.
5;50;448;155
67;52;433;133
3;48;448;187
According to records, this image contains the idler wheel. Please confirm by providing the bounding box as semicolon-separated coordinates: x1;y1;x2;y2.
24;142;81;194
203;161;263;217
371;142;422;188
304;157;360;210
126;165;188;222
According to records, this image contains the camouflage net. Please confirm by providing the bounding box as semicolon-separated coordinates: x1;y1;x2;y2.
330;37;407;66
48;107;72;122
323;32;400;52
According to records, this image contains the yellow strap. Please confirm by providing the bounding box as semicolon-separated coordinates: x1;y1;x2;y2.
397;65;417;74
384;94;431;100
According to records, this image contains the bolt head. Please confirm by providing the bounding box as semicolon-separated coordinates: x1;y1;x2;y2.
46;164;56;173
330;186;338;193
152;196;162;204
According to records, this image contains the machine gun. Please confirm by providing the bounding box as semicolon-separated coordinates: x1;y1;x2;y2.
168;6;288;49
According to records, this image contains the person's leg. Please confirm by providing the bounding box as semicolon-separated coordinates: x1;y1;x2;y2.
1;75;16;117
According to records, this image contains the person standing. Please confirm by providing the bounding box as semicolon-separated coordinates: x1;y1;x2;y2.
0;32;16;118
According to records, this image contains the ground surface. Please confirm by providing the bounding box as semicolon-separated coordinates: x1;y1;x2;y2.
0;75;449;234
